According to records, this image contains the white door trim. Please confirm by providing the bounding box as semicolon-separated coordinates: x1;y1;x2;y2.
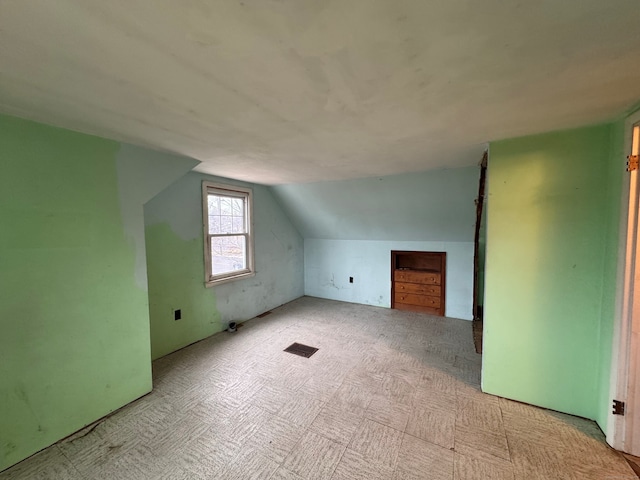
608;108;640;452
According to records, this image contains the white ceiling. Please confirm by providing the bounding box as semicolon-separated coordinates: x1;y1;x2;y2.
1;1;640;185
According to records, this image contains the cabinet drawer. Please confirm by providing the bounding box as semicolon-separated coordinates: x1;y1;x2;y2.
394;292;441;308
395;282;441;296
394;270;440;285
395;303;441;315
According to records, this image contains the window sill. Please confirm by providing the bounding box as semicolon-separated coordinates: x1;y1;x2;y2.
205;271;255;288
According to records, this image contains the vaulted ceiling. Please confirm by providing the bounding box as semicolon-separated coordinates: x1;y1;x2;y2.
1;1;639;184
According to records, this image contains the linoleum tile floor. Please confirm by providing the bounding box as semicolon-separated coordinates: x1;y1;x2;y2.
2;297;635;479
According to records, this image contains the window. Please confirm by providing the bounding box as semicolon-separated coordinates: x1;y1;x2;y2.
202;182;254;286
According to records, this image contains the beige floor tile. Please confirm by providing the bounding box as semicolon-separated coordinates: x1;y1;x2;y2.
210;404;273;446
217;448;279;480
452;356;481;385
366;396;411;432
0;447;82;480
349;419;404;469
2;298;633;480
283;430;346;480
343;368;385;390
456;400;504;435
406;406;455;449
82;444;167;480
154;465;194;480
564;459;637;480
380;375;416;406
502;409;586;454
569;437;638;477
332;448;395;480
249;383;294;414
455;425;510;462
332;381;375;410
395;433;454;480
310;402;365;445
509;441;573;480
422;372;458;397
413;386;457;414
245;415;304;463
223;376;267;403
275;393;324;427
268;363;317;391
189;394;245;422
173;430;240;479
498;397;559;424
507;435;634;480
269;466;305;480
57;421;141;474
514;429;634;480
298;376;343;402
455;383;500;409
138;412;211;460
454;452;514;480
387;361;423;384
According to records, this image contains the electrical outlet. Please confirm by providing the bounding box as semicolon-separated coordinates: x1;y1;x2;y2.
174;309;182;321
349;277;354;283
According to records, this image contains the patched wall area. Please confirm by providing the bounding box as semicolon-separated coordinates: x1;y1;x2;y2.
144;172;305;360
0;114;196;471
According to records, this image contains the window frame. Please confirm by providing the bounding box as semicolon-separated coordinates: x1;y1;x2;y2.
202;181;255;287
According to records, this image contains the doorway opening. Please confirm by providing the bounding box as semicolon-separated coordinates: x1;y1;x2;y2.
472;151;488;354
610;111;640;456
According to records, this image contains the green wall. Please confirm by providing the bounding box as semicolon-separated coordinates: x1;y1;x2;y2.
145;222;222;359
0;114;197;472
0;115;151;470
483;124;618;421
144;172;305;360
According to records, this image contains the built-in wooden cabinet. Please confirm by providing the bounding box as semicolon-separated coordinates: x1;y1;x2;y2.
391;251;446;316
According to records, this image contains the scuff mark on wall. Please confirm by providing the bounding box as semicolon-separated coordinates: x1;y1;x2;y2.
271;229;285;250
323;274;345;290
13;385;40;431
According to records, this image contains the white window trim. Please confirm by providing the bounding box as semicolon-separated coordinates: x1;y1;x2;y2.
202;181;255;287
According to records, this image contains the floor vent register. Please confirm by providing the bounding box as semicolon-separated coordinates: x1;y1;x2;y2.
283;342;318;358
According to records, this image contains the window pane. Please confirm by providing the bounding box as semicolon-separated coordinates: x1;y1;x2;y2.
220;215;233;233
232;198;243;216
210;235;246;275
208;215;221;234
232;217;244;233
220;197;233;215
207;194;246;235
207;195;220;215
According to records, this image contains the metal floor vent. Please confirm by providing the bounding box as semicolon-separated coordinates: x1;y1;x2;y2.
284;343;318;358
